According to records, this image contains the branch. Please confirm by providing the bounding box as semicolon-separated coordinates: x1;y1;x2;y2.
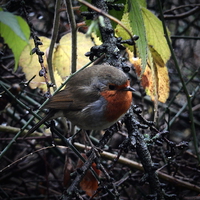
75;142;200;193
164;4;200;19
157;0;200;163
65;0;77;73
78;0;133;40
47;0;62;91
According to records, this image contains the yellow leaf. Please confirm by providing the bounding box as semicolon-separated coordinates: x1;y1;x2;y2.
19;37;55;90
53;32;94;79
128;49;169;103
115;13;133;51
19;33;94;91
91;32;102;46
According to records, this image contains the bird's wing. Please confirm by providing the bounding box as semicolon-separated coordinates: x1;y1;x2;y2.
44;90;75;110
44;87;100;111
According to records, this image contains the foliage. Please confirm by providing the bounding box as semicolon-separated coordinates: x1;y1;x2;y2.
0;0;200;199
0;8;30;70
115;1;170;103
19;33;94;91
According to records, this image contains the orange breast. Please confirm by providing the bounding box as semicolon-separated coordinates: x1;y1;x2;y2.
101;89;132;122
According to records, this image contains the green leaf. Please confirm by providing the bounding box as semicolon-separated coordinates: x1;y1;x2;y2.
141;7;171;63
115;13;131;42
128;0;148;75
0;10;30;70
79;0;91;26
136;0;147;8
108;0;127;29
80;1;102;40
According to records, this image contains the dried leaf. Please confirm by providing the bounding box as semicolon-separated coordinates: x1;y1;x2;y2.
128;49;169;103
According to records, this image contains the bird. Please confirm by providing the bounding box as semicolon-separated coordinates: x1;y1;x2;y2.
26;65;134;135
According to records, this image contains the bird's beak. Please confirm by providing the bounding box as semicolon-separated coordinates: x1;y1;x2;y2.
124;86;135;92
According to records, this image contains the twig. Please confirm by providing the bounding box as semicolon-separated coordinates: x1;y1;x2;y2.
125;109;164;199
21;4;50;94
78;0;134;40
75;142;200;193
47;0;62;91
0;61;92;160
0;146;54;173
168;85;199;128
157;0;200;163
160;70;198;123
65;0;77;73
164;5;200;20
164;4;200;13
171;35;200;40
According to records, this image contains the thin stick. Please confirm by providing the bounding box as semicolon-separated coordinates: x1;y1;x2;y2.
47;0;62;91
65;0;77;73
157;0;200;163
78;0;134;40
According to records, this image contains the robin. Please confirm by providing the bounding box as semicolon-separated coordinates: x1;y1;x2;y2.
26;65;134;134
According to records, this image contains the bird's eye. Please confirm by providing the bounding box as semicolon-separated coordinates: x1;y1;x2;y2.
109;85;116;90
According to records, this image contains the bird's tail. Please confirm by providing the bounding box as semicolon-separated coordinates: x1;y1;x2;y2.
23;111;55;138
